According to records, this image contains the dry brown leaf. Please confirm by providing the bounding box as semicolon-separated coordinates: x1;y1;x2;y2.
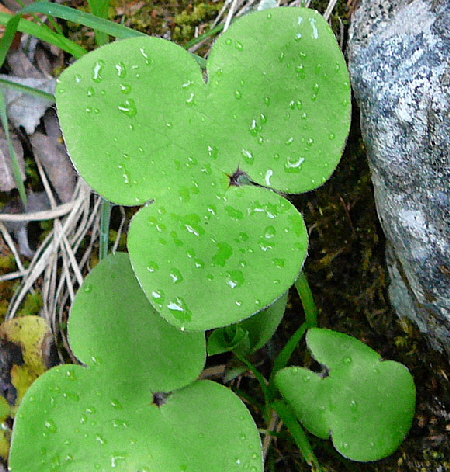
30;132;76;204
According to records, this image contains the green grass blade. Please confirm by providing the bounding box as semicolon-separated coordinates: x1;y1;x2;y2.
0;13;86;66
0;89;27;205
88;0;110;46
0;78;55;101
183;23;224;49
295;272;318;327
17;3;146;40
0;12;21;68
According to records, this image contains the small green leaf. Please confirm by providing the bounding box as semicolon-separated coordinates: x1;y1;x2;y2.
209;291;288;355
208;325;250;356
275;328;416;461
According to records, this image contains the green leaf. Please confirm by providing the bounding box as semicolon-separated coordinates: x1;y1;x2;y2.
238;290;288;352
10;370;262;471
208;291;288;355
275;328;416;462
128;189;307;330
68;252;205;390
208;325;250;356
56;7;350;330
56;8;350;204
9;253;263;471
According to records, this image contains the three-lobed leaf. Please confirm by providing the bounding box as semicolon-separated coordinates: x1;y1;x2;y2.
275;328;416;462
56;7;350;331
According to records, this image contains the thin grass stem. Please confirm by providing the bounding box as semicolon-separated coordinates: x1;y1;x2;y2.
0;89;26;205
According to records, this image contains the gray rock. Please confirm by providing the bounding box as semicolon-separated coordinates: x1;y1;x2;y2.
347;0;450;355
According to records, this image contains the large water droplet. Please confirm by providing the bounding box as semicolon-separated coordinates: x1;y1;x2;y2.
169;268;184;284
139;47;154;66
182;214;205;237
110;399;123;409
239;150;253;167
285;137;294;146
118;99;137;117
273;258;285;268
66;370;77;381
83;283;93;293
309;17;319;39
207;145;219;160
212;242;233;267
120;83;132;94
234;232;249;243
284;156;305;173
226;270;245;289
92;60;105;83
235;41;244;51
44;419;57;433
186;92;196;106
194;258;204;268
264;225;276;239
225;206;244;220
115;62;126;78
167;297;192;322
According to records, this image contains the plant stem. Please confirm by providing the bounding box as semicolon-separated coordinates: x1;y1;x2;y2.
0;90;27;206
272;399;321;471
99;198;111;260
295;271;318;327
268;272;318;396
234;352;271;421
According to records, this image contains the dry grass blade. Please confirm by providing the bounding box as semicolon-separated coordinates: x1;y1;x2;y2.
4;178;101;360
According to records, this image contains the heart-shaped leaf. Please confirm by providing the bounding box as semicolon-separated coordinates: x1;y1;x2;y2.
56;7;350;203
9;253;263;471
275;328;416;462
56;7;350;330
128;187;307;330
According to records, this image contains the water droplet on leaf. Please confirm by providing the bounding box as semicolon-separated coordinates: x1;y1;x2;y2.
118;99;137;117
92;60;105;83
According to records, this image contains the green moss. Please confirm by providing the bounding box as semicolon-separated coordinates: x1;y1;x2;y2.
16;293;42;318
109;0;223;46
